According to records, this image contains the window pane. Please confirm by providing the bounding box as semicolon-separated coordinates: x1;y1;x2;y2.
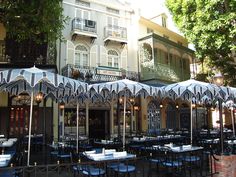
83;54;88;66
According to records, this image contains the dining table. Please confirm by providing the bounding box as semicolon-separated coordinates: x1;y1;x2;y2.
83;149;136;162
0;153;14;168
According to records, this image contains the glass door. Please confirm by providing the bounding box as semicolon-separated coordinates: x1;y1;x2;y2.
9;106;39;137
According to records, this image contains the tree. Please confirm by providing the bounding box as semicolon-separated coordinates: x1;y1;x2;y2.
1;0;68;44
166;0;236;85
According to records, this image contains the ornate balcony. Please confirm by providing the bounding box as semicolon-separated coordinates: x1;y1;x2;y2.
104;25;127;46
61;64;140;83
71;18;97;42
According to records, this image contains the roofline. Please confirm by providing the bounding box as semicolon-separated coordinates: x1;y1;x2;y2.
138;33;195;54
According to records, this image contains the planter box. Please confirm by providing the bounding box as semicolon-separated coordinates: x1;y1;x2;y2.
212;154;236;177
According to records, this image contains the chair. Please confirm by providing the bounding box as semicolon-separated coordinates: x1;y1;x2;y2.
81;163;106;176
57;144;72;164
147;146;163;176
159;146;185;177
72;164;83;177
113;163;136;177
111;158;136;177
182;149;202;177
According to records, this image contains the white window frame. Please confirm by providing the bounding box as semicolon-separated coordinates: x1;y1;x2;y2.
74;44;89;67
75;8;91;20
107;49;119;68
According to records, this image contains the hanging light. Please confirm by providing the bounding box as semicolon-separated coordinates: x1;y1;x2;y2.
192;103;196;109
59;102;65;110
119;97;124;104
35;92;43;104
134;105;139;111
129;97;135;105
213;72;224;86
16;93;31;105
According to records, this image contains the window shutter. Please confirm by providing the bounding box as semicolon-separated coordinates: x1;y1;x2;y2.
121;49;127;70
90;45;98;67
67;40;75;65
99;46;107;67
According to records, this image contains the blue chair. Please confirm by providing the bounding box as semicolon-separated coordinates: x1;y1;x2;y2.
113;163;136;176
72;164;83;177
159;146;185;176
82;165;106;176
182;152;202;176
147;146;163;175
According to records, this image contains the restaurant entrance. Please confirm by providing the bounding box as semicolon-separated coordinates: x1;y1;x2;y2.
89;110;109;139
9;106;39;137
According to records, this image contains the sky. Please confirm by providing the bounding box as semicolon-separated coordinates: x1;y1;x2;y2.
126;0;181;34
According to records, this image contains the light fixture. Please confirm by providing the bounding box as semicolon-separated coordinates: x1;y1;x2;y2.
134;105;139;111
213;72;224;86
119;97;124;104
192;103;196;109
176;104;179;109
16;93;31;105
35;92;43;104
129;97;135;105
59;102;65;110
160;104;163;108
210;107;215;111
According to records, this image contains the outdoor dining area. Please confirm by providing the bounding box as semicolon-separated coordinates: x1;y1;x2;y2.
1;67;236;176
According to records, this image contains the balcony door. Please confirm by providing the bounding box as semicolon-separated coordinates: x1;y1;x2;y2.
107;16;119;36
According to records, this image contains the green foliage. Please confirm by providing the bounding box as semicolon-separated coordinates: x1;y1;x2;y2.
1;0;69;44
166;0;236;85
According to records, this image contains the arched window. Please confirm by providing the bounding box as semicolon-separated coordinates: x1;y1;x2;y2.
147;101;161;134
75;44;89;66
108;49;119;68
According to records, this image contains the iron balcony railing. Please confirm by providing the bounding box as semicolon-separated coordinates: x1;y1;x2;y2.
72;18;97;35
104;25;127;41
61;64;140;83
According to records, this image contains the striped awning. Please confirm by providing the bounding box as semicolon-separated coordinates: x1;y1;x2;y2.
0;66;87;100
162;79;231;103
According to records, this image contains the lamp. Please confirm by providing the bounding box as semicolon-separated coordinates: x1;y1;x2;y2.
192;103;196;109
129;97;135;105
176;104;179;109
119;97;124;104
59;102;65;110
35;92;43;104
160;103;163;108
16;93;31;105
134;105;139;111
213;72;224;86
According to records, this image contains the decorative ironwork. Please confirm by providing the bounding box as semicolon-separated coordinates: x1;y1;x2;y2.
72;18;97;35
62;64;140;83
104;25;127;42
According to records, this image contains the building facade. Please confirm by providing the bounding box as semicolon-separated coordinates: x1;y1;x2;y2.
137;15;195;134
59;0;195;139
0;5;57;140
59;0;140;139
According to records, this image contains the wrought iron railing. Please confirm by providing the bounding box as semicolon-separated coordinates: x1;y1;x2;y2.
61;64;140;83
141;62;190;82
104;25;127;41
72;18;97;35
0;158;146;177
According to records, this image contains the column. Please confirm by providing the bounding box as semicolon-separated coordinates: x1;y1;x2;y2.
85;101;89;137
110;100;114;136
